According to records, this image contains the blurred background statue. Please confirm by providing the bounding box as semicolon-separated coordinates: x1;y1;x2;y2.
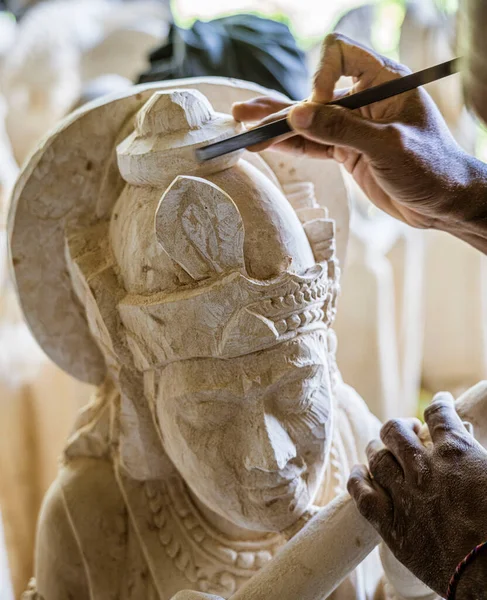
314;0;484;421
398;0;487;399
0;1;170;595
1;0;172;164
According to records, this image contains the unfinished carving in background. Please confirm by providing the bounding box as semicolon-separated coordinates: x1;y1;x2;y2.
2;0;171;164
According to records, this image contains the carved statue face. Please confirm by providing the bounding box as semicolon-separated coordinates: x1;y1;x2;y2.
156;330;333;532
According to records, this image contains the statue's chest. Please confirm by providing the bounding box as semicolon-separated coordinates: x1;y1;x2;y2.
115;416;359;600
119;474;284;600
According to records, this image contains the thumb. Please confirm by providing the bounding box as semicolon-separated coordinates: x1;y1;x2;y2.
289;102;388;157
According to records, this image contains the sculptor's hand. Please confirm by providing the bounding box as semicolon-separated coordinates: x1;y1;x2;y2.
348;393;487;599
233;34;487;253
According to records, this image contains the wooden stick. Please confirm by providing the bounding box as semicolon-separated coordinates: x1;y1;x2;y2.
231;493;379;600
196;58;461;162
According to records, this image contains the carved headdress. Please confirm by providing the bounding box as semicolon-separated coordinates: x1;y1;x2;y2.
8;78;350;386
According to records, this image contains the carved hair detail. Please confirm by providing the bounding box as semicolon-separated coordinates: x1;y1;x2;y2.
155;175;246;281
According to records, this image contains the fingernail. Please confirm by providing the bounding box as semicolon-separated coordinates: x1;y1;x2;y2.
290;104;315;129
432;391;454;403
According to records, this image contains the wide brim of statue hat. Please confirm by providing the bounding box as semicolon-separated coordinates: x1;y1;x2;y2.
8;77;350;385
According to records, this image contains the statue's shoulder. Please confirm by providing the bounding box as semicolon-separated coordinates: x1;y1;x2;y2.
39;457;127;546
58;456;125;516
35;457;129;599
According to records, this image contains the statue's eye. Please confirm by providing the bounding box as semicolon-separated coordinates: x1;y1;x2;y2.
274;367;322;415
176;392;239;427
281;385;319;415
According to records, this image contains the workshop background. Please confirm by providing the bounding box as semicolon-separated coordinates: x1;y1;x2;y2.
0;0;482;598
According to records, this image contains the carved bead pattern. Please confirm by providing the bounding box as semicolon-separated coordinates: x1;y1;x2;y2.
144;477;282;598
254;269;335;338
326;329;340;393
267;297;334;337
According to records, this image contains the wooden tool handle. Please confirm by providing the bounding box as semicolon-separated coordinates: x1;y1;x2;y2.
231;493;379;600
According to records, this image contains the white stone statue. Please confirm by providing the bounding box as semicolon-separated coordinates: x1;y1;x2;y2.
334;200;425;420
10;78;434;600
399;1;476;154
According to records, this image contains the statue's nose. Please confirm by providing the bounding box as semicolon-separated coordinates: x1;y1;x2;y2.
244;413;297;473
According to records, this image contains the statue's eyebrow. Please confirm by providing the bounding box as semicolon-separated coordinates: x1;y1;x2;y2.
174;365;321;404
173;389;242;405
266;363;322;393
166;351;322;398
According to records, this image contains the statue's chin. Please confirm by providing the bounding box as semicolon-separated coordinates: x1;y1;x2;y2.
227;486;312;534
239;506;310;534
188;475;315;535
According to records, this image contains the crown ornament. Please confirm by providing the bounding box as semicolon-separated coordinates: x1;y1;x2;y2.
117;174;340;370
117;90;243;186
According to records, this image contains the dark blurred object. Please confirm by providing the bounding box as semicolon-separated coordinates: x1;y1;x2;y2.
460;0;487;125
139;14;309;101
0;0;33;18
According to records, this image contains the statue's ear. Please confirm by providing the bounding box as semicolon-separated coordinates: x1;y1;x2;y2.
155;175;246;281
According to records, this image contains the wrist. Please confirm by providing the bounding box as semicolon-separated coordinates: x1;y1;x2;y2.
436;151;487;251
454;550;487;600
